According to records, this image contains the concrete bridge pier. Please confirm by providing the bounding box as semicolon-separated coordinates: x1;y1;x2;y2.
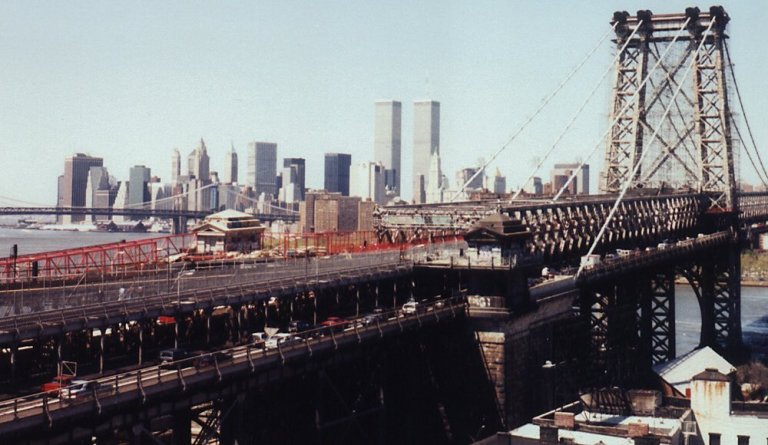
416;264;577;427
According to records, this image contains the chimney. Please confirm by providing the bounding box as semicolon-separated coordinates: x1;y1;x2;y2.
554;412;575;429
628;421;650;437
539;425;558;445
691;367;731;420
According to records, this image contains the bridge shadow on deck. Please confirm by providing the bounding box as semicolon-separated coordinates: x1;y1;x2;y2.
239;321;503;445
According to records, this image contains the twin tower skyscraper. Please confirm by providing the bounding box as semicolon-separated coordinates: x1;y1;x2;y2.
374;100;440;204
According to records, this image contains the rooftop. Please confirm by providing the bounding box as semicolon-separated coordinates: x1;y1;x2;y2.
653;346;734;395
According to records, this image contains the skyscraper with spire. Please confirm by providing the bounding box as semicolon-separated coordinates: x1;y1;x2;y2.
187;138;210;181
413;100;440;203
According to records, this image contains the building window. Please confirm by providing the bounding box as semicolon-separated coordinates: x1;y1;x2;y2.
738;436;750;445
710;433;721;445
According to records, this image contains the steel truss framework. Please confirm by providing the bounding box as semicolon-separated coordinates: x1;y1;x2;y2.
601;7;736;213
580;239;742;382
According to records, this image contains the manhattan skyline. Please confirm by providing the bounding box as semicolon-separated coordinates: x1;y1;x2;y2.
0;1;766;206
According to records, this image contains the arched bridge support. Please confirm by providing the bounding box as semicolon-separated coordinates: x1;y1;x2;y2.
578;237;744;383
681;240;743;356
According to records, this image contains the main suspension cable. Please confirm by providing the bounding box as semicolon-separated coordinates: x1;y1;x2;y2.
724;40;768;185
511;21;645;201
448;22;618;202
553;17;693;202
576;17;714;277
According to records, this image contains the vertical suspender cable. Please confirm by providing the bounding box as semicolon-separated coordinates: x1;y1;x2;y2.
447;23;618;202
724;41;768;185
576;18;715;278
511;21;645;201
552;18;693;202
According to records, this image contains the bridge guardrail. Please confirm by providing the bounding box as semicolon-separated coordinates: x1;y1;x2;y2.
576;231;732;283
0;296;467;431
0;255;414;340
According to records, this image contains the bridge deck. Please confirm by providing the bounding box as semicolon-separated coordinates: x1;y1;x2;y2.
0;297;467;439
0;252;413;343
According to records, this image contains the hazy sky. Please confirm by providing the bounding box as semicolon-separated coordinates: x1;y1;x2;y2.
1;1;766;205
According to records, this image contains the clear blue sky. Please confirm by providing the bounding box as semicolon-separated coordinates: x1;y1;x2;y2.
0;1;765;205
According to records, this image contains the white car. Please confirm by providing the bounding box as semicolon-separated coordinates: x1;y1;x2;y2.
402;300;419;315
62;380;101;399
265;333;300;350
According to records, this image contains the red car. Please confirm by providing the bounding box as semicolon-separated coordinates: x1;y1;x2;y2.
320;316;347;332
41;375;73;395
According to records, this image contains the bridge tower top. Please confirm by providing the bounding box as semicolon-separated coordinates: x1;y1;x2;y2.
601;6;737;213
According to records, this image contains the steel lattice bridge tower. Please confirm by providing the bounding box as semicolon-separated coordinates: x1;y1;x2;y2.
590;6;744;368
377;6;760;369
602;6;736;212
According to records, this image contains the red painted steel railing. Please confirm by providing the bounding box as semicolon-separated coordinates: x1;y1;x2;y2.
0;234;196;283
0;230;464;284
259;231;464;257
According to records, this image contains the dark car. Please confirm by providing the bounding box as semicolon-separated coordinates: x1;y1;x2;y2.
193;350;233;369
288;320;312;334
359;314;379;326
159;348;192;368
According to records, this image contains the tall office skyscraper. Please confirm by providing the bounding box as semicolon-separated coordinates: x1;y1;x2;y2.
187;138;210;181
492;168;507;194
350;162;387;205
551;163;590;196
223;145;238;184
283;158;306;201
128;165;151;212
246;142;278;198
171;148;181;185
324;153;351;196
374;100;402;193
413;100;440;203
85;166;112;221
59;153;104;223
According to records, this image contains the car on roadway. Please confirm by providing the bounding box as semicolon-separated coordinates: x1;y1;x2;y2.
288;320;312;335
265;333;301;350
402;300;419;315
319;316;347;332
41;375;73;395
159;348;193;368
193;350;233;369
358;314;379;327
250;332;268;349
61;380;108;400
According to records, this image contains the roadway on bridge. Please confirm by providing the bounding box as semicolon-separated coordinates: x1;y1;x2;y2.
0;249;416;343
0;297;466;439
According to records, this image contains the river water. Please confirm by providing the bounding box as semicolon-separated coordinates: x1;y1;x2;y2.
677;284;768;361
0;227;155;257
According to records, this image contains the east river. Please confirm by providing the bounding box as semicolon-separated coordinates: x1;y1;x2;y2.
1;227;768;360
